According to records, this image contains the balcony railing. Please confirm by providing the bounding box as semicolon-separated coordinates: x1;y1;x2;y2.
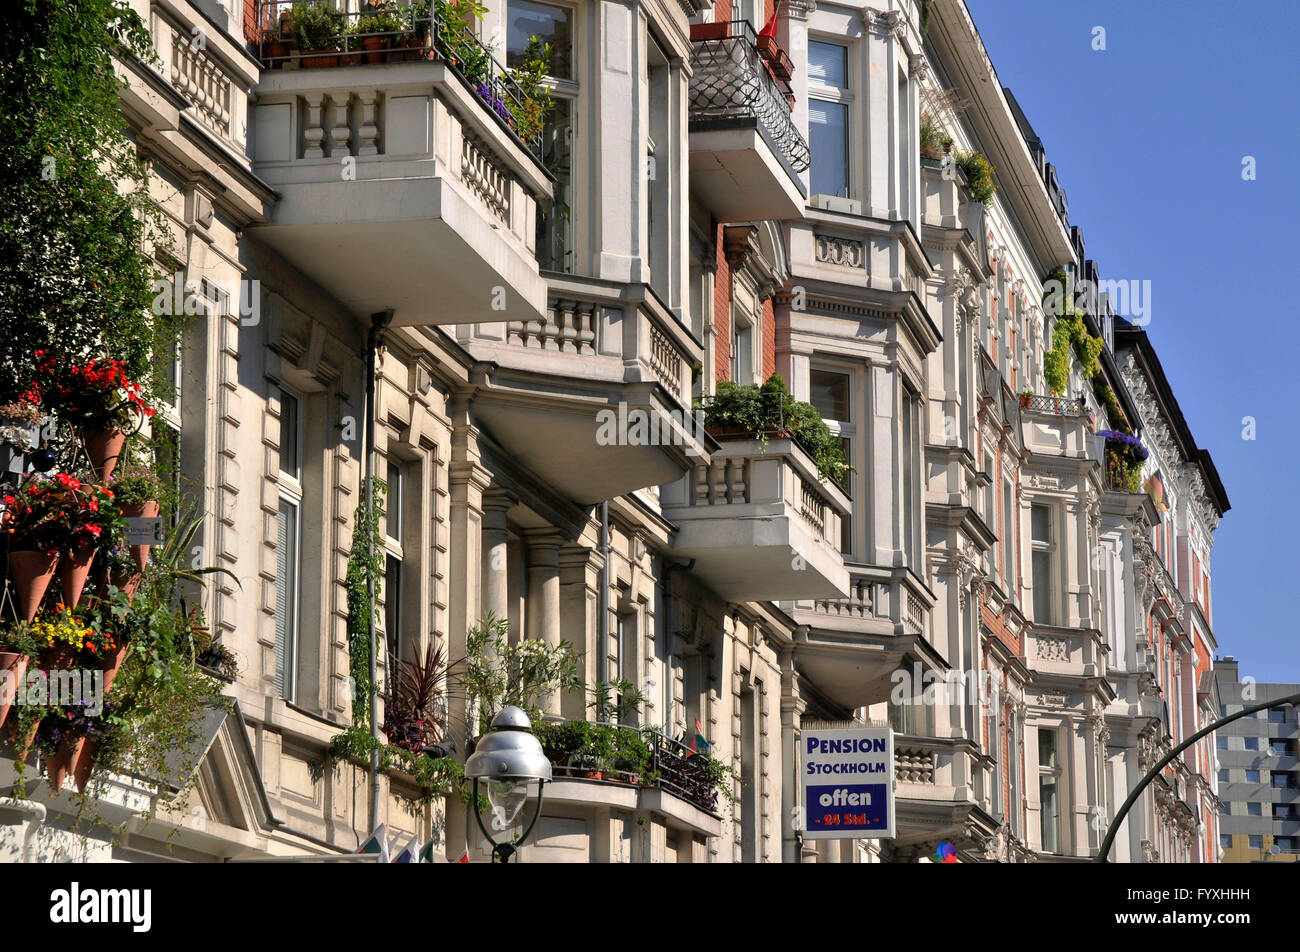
255;0;543;157
688;20;810;175
1020;393;1084;416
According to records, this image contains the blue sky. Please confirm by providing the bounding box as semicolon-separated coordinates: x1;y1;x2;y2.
965;0;1300;682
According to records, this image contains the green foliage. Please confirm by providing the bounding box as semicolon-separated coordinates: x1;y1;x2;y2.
0;620;41;656
344;479;386;729
507;37;554;141
459;611;582;735
0;0;176;410
697;373;852;485
1041;268;1106;396
587;679;645;722
953;149;998;205
356;6;407;35
920;114;944;160
327;723;469;804
532;719;651;778
292;2;347;50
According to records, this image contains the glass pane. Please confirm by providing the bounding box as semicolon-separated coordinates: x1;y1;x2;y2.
385;554;402;665
274;500;299;700
810;369;851;421
809;100;848;198
537;97;573;272
1038;728;1057;768
386;461;402;542
1031;504;1052;543
279;389;299;478
506;0;572;79
1032;551;1053;624
808;41;847;89
1039;777;1058;852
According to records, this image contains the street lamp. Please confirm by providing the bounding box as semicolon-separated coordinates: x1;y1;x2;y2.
464;706;551;863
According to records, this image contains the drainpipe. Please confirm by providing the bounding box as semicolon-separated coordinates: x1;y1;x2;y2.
0;798;46;863
598;502;609;696
365;309;393;830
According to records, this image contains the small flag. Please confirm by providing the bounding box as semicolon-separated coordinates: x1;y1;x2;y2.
418;839;438;864
934;842;957;863
358;824;390;863
393;833;419;864
456;849;470;864
693;718;710;754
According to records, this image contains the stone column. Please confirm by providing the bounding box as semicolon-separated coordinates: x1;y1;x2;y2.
481;489;513;624
525;529;564;716
559;541;602;720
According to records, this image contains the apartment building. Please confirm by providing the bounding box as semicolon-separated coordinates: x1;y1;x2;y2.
1;0;1230;862
1213;659;1300;863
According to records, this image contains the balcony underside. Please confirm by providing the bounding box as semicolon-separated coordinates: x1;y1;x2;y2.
893;798;998;851
793;629;945;710
670;517;847;602
251;177;546;326
689;120;807;222
472;376;704;506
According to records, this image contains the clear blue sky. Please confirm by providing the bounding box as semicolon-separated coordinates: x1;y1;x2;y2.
965;0;1300;683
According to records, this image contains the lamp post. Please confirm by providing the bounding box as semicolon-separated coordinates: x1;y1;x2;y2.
464;706;551;863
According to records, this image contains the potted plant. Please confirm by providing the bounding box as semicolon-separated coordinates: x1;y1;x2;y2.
689;21;729;42
30;473;115;608
110;463;164;574
0;399;41;475
3;478;62;621
24;352;155;480
294;2;347;68
36;702;93;794
404;0;433;58
1018;389;1033;409
72;701;118;793
356;5;406;62
0;621;37;730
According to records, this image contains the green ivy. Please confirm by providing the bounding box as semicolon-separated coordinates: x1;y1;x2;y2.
953;150;997;205
344;479;386;729
1041;268;1105;397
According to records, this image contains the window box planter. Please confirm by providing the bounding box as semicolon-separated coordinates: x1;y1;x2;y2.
689;21;730;41
300;48;341;68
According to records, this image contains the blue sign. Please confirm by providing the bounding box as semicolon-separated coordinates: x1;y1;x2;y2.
799;727;894;839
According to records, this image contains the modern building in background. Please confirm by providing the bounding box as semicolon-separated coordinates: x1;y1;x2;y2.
1;0;1232;861
1214;658;1300;863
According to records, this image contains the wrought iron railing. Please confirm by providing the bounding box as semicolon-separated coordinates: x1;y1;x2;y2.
255;0;543;157
1021;393;1084;416
688;20;811;174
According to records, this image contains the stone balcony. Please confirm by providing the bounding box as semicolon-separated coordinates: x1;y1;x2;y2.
1018;392;1098;461
659;436;849;602
249;58;552;326
688;20;810;222
783;566;944;709
457;274;707;505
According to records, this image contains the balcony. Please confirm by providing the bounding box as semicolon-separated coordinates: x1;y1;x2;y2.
688;20;810;222
785;567;944;709
1018;391;1096;460
457;274;706;505
660;435;849;601
249;1;552;326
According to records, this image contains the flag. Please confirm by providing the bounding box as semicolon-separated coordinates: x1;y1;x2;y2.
934;842;957;863
358;824;390;863
456;849;470;864
418;839;439;864
692;718;710;754
392;833;419;864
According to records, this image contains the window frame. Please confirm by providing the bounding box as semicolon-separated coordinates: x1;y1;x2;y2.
274;385;304;702
807;37;853;200
1030;502;1057;626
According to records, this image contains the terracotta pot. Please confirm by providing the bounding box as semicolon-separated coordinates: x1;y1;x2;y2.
263;38;287;65
109;568;142;601
755;33;780;60
403;33;430;61
577;769;603;781
689;21;729;41
73;736;100;794
12;718;40;761
119;500;160;573
0;653;27;730
81;428;127;481
363;34;390;64
99;643;129;695
339;43;362;66
40;643;77;671
302;48;340;68
705;425;791;441
44;734;85;794
57;540;97;609
8;549;59;623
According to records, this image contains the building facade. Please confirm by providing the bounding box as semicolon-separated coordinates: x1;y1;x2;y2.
1;0;1231;862
1213;659;1300;863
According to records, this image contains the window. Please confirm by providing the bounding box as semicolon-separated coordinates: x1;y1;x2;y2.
1218;769;1229;783
1038;728;1062;854
1002;482;1016;591
506;0;572;78
1273;804;1296;820
730;305;755;385
1031;504;1056;625
1220;834;1232;849
810;367;855;548
1270;709;1288;724
1245;736;1259;750
1217;735;1228;749
384;461;405;666
1246;770;1260;783
1277;836;1297;852
508;1;576;272
1248;835;1262;850
808;41;850;199
274;387;303;701
1272;771;1298;789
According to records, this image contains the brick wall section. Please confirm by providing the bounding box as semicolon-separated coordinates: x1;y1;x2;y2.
713;223;731;384
762;298;775;380
243;0;260;45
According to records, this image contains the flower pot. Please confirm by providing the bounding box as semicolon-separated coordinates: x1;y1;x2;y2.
110;567;142;601
689;21;729;41
363;34;390;64
0;653;27;730
99;643;129;695
73;736;99;793
58;540;96;609
44;734;85;794
340;43;363;66
81;428;127;481
264;38;288;65
302;48;341;68
12;718;40;761
40;643;77;671
402;33;430;61
576;768;603;781
8;549;59;623
120;499;160;573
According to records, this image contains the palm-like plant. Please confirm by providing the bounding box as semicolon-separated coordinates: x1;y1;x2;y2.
382;641;456;752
